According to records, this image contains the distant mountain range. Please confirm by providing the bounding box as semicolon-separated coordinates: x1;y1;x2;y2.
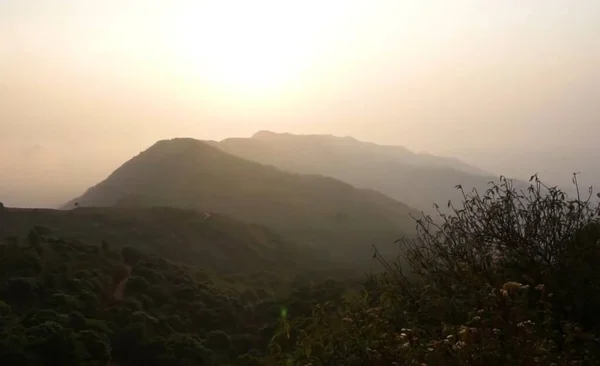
212;131;525;213
66;137;419;263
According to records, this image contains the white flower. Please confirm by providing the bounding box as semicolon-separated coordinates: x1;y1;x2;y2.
452;341;467;351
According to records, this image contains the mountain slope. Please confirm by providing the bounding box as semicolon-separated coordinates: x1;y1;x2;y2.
0;213;362;364
3;206;324;273
66;138;419;261
214;131;526;213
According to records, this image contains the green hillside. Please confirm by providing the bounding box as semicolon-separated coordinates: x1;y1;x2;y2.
66;138;419;262
0;224;360;365
2;206;336;274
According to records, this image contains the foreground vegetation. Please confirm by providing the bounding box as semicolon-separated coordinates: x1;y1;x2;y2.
268;176;600;365
2;175;600;365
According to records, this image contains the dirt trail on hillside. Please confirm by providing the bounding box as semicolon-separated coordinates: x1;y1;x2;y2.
111;264;132;301
104;264;132;366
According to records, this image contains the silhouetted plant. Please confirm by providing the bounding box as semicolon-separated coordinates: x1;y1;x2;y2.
269;175;600;365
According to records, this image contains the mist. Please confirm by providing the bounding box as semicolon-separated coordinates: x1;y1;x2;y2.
1;0;599;207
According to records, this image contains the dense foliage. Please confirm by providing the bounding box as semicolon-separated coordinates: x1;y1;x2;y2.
0;228;358;365
268;176;600;365
2;206;325;274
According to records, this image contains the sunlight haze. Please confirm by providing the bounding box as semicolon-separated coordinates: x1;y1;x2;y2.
1;0;600;207
4;2;600;363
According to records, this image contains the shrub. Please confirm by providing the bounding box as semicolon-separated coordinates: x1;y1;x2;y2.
269;176;600;365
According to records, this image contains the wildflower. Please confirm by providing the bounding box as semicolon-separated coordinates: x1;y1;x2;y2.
472;316;481;322
452;341;466;351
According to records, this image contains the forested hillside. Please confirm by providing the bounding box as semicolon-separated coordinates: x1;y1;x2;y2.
2;206;330;273
0;225;359;365
3;176;600;365
66;138;419;262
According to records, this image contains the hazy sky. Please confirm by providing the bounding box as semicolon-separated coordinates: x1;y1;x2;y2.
1;0;600;207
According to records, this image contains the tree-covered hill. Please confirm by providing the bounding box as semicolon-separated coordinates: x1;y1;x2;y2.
0;225;359;365
65;138;419;262
2;206;336;274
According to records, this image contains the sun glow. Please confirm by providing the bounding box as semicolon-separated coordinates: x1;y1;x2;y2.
167;0;360;97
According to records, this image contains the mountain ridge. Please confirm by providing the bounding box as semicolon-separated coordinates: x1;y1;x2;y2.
244;130;492;176
214;131;528;212
66;137;419;263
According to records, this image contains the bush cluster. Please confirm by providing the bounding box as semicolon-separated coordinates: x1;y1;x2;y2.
269;176;600;365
